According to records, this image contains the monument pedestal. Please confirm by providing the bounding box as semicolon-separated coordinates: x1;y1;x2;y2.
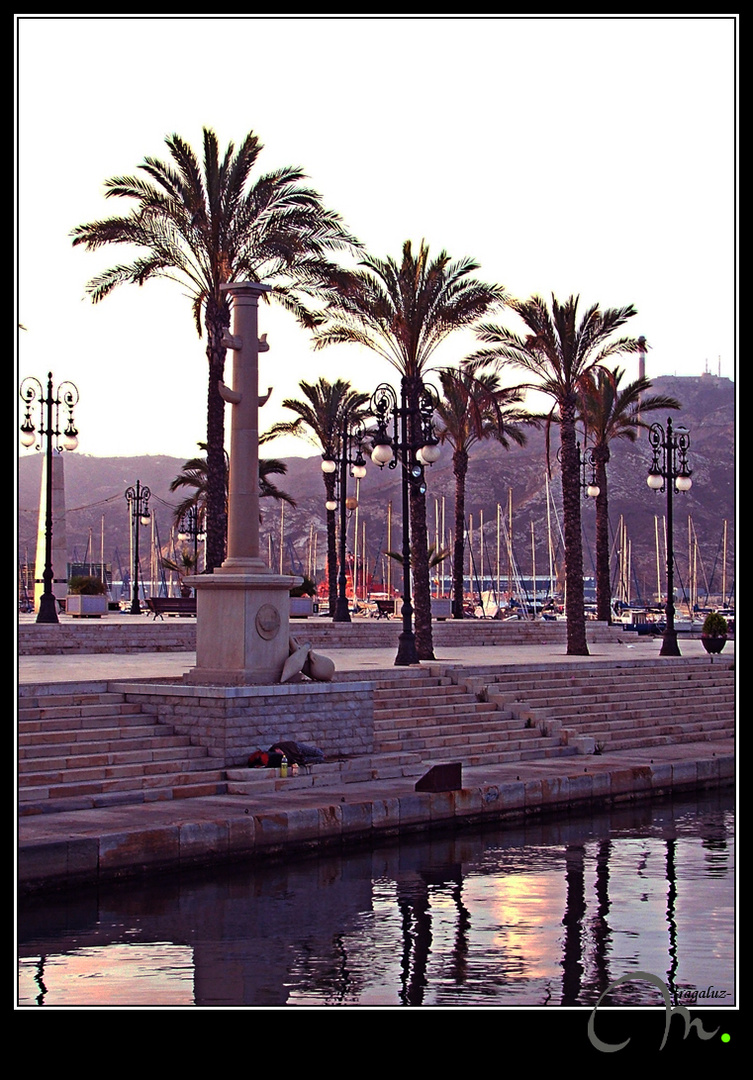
184;571;300;686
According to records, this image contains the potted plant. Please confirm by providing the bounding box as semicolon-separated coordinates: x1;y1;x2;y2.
66;575;109;617
700;611;728;654
290;576;317;618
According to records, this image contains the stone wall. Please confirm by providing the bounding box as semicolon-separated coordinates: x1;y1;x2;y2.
117;679;375;767
19;617;617;655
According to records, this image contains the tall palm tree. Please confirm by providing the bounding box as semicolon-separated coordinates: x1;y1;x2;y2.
264;378;369;616
169;439;295;532
473;294;643;655
435;363;530;618
71;127;358;571
578;367;680;623
314;240;506;659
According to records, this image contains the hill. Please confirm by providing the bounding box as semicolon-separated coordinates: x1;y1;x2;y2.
17;374;735;603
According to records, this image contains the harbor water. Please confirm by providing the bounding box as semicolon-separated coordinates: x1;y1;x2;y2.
17;788;734;1009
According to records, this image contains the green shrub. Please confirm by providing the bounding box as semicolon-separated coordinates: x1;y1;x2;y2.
68;575;107;596
702;611;728;637
290;576;316;598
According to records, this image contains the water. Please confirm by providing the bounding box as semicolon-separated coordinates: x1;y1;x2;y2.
17;790;735;1009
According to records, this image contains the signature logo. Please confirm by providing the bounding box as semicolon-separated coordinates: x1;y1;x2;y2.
588;972;721;1052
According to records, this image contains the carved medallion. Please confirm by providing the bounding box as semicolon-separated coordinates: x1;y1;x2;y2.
255;603;281;640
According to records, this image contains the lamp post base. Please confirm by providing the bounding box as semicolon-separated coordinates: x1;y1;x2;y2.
333;595;351;623
36;593;59;624
395;630;420;666
660;629;682;656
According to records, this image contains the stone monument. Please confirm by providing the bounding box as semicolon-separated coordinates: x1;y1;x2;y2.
184;282;300;685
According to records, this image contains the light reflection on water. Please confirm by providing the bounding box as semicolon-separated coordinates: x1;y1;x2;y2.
17;789;734;1008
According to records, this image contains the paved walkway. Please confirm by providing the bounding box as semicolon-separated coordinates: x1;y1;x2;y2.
17;618;733;684
17;625;736;896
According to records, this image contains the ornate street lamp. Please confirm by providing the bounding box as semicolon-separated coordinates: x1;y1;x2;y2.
19;372;79;624
125;480;151;615
647;417;692;656
579;443;600;499
558;438;600;498
322;417;367;623
369;378;441;666
178;506;205;576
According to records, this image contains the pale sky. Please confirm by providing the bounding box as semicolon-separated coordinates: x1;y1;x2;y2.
15;14;738;462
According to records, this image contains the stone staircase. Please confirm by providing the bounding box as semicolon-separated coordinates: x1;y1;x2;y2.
18;687;227;816
371;669;572;768
18;657;735;813
450;658;736;755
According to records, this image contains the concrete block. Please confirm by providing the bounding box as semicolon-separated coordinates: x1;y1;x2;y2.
415;762;462;792
566;772;594;804
398;792;433;825
340;801;372;835
179;820;228;864
428;790;456;822
672;761;698;788
453;786;486;818
284;807;321;844
99;826;180;873
227;814;256;854
252;811;289;850
372;797;401;833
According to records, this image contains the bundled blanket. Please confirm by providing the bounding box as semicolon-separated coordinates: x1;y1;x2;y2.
248;741;325;768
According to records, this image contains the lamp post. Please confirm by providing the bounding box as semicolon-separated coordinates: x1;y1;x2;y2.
578;442;600;499
369;378;441;666
322;418;367;623
125;480;151;615
19;372;79;624
647;417;692;656
558;438;600;497
178;506;205;577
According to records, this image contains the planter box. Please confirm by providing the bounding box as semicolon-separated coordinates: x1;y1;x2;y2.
431;598;452;620
66;594;108;618
290;597;315;619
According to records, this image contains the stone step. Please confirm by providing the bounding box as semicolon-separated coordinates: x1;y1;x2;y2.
18;709;157;733
18;745;213;784
18;773;229;816
18;728;196;755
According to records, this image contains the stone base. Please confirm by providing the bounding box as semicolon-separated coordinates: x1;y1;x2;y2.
183;571;300;686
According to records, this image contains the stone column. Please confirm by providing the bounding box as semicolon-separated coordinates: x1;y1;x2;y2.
185;282;300;685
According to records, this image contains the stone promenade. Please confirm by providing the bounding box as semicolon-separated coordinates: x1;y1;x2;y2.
17;614;735;896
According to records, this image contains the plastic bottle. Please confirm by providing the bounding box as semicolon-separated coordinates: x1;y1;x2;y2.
280;754;288;778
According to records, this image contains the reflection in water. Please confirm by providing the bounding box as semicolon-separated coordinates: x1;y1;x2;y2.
17;790;734;1008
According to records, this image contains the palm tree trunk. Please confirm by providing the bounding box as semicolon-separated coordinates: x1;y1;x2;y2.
559;399;589;655
593;446;612;624
204;298;231;573
410;484;435;659
452;450;468;618
405;376;435;660
324;472;338;616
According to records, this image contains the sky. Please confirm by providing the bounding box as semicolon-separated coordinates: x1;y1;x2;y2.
15;14;738;463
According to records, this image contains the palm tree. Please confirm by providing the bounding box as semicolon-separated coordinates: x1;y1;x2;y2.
578;367;680;623
313;240;506;659
71;127;358;571
264;378;369;616
473;294;643;655
169;439;295;536
435;363;530;618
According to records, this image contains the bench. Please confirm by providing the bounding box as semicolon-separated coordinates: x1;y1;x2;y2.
147;596;197;619
374;599;396;618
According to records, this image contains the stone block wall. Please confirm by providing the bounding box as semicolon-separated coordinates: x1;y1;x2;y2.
117;679;375;767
